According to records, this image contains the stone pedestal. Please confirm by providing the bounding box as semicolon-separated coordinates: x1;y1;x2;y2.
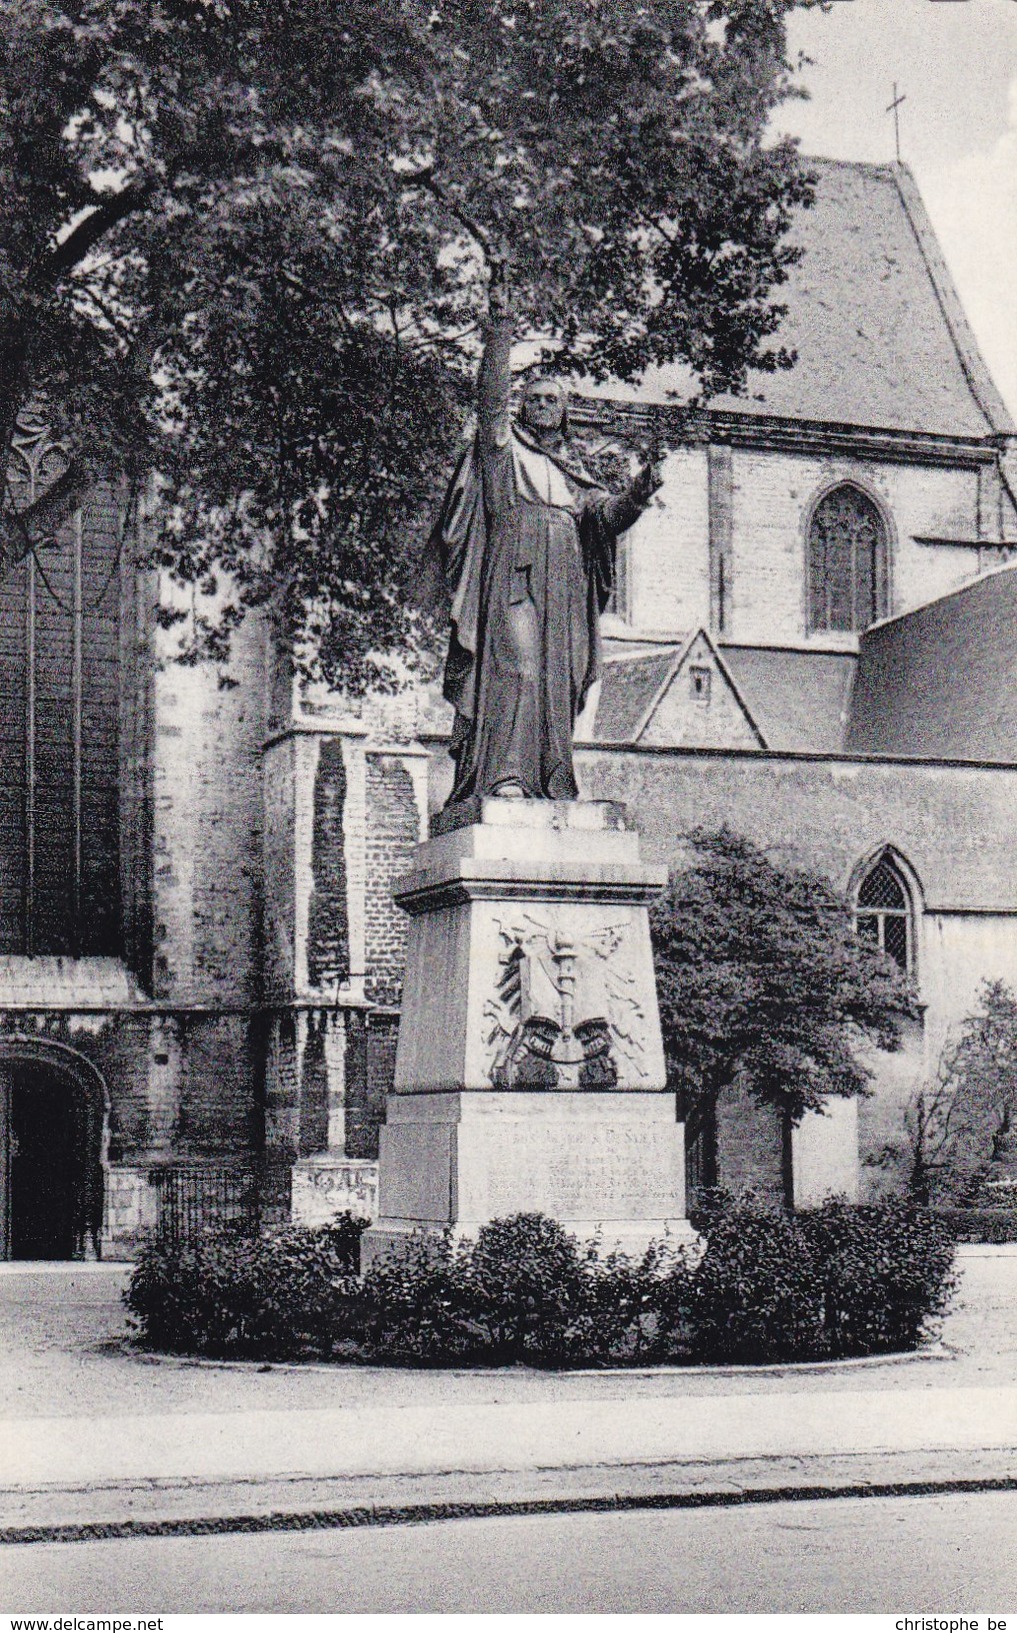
290;1155;378;1227
362;801;694;1265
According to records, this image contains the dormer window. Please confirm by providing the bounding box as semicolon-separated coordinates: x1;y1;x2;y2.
689;666;712;703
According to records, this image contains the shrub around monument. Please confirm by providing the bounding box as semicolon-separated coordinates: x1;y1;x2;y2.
465;1213;598;1363
357;1229;482;1363
935;1206;1017;1244
798;1200;958;1355
125;1203;956;1365
125;1216;367;1359
125;1211;695;1364
354;1215;694;1366
686;1192;827;1362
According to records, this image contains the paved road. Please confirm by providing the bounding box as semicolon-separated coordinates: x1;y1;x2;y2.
5;1490;1015;1613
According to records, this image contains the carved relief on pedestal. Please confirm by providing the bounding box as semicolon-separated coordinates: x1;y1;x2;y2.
482;908;650;1090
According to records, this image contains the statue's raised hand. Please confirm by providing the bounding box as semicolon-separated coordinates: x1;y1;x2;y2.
636;458;664;498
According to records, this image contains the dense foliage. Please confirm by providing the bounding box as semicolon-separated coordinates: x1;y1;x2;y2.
796;1198;957;1355
124;1215;368;1357
649;830;920;1140
935;1207;1017;1245
125;1202;956;1366
1;0;819;685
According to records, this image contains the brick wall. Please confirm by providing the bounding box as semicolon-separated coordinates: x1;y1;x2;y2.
261;735;297;1002
119;550;156;988
151;613;265;1007
306;740;350;990
297;1011;330;1158
265;1009;299;1163
0;1003;259;1169
173;1014;261;1158
348;1012;397;1160
364;754;419;1004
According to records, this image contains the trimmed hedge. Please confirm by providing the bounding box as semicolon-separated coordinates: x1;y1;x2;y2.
800;1200;957;1354
936;1207;1017;1245
126;1198;957;1367
125;1216;368;1358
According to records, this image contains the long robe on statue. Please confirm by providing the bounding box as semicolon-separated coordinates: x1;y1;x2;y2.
428;317;655;804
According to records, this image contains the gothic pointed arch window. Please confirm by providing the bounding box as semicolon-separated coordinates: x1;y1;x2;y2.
1;412;124;958
808;484;889;633
855;854;913;976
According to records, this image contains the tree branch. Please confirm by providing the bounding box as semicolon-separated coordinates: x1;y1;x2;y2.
46;180;158;282
77;283;134;343
403;166;499;271
0;459;83;571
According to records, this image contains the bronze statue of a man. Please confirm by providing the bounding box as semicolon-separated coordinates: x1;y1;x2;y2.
429;298;661;806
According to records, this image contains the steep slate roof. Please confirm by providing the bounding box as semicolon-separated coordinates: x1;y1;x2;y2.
595;639;858;753
846;564;1017;764
721;647;856;755
581;159;1015;439
594;647;684;741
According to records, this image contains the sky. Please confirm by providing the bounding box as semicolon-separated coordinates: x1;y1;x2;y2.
772;0;1017;419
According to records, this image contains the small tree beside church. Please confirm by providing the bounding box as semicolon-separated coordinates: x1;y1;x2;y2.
650;829;920;1194
885;980;1017;1207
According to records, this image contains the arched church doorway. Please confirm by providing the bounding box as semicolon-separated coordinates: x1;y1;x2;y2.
0;1045;108;1260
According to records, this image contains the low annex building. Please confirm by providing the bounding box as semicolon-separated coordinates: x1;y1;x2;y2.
1;158;1014;1255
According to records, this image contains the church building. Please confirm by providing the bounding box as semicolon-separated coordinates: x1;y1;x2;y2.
1;158;1014;1256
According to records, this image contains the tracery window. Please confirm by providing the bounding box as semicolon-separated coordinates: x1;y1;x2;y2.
855;857;912;976
1;412;123;957
808;484;889;634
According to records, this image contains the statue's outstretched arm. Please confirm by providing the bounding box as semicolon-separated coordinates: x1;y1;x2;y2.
476;312;515;515
596;460;663;538
477;314;514;455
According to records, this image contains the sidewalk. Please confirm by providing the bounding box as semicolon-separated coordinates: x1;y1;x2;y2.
1;1248;1015;1540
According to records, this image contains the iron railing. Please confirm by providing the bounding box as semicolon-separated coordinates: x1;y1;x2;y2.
152;1166;260;1243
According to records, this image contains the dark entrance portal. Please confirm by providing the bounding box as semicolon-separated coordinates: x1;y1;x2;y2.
2;1065;77;1258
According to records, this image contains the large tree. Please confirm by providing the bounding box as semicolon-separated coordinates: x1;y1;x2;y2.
1;0;818;688
650;830;920;1176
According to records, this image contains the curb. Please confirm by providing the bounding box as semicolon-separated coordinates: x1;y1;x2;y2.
4;1447;1015;1547
117;1341;954;1378
4;1471;1017;1548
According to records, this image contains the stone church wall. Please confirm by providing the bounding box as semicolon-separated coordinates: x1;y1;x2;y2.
728;451;983;643
615;446;988;650
256;726;428;1231
617;446;711;637
75;612;271;1250
575;745;1017;915
572;741;1017;1195
150;618;265;1006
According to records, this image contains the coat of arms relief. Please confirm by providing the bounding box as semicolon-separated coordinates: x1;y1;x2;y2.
482;908;651;1090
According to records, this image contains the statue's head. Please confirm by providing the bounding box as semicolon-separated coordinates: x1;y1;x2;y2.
521;376;568;436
